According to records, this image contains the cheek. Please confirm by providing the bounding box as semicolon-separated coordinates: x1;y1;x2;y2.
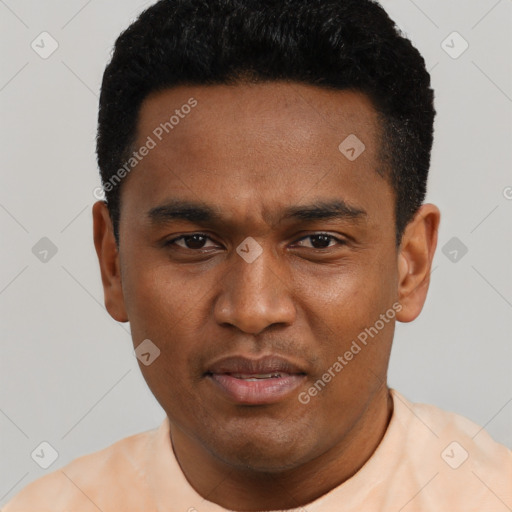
123;264;205;409
296;257;395;331
121;255;205;346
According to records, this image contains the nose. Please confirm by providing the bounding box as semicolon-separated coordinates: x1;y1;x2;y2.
213;243;296;335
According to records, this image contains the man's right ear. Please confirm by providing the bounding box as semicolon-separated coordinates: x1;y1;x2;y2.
92;201;129;322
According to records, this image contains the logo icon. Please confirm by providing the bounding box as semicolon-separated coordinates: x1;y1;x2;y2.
236;237;263;263
441;32;469;60
442;237;468;263
32;237;58;263
31;32;59;59
441;441;469;469
134;339;161;366
338;134;366;161
31;441;59;469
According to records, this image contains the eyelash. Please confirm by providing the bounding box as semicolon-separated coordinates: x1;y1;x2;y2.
164;232;347;251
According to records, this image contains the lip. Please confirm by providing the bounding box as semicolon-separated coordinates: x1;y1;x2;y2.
205;355;307;405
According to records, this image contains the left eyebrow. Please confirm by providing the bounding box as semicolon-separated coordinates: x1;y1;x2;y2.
280;200;367;223
146;198;368;227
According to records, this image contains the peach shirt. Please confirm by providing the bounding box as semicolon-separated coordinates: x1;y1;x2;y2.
3;389;512;511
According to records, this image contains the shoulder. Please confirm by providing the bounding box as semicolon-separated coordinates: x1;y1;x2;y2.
389;389;512;509
393;389;511;463
2;426;158;512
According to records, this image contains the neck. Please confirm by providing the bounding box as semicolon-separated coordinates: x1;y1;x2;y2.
170;385;393;511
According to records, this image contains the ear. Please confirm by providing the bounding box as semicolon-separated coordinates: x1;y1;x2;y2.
92;201;129;322
395;203;440;323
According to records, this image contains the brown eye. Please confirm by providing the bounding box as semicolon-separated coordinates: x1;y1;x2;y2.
165;234;217;250
295;234;346;249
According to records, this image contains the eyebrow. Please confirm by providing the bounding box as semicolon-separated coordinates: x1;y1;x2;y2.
147;198;367;227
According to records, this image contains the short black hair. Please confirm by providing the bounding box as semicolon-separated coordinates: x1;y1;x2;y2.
96;0;435;247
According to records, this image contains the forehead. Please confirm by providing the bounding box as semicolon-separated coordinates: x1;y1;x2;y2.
121;82;393;231
138;82;381;160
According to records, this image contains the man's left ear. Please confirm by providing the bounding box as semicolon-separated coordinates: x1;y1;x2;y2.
395;203;440;323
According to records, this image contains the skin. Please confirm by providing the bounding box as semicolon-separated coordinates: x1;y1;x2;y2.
93;82;440;510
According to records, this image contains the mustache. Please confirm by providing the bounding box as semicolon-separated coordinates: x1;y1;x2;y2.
189;337;321;376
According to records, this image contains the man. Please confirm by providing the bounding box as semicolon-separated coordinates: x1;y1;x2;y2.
3;0;511;510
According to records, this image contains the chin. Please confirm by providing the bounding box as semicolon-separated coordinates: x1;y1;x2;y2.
219;448;307;473
207;428;317;473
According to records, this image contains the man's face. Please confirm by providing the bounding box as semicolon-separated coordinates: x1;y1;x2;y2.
111;83;401;470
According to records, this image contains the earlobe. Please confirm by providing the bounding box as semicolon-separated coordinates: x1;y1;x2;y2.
92;201;129;323
395;203;440;323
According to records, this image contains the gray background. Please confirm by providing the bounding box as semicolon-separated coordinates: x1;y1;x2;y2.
1;0;511;505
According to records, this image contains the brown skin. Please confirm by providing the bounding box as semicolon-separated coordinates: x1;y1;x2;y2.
93;82;440;510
